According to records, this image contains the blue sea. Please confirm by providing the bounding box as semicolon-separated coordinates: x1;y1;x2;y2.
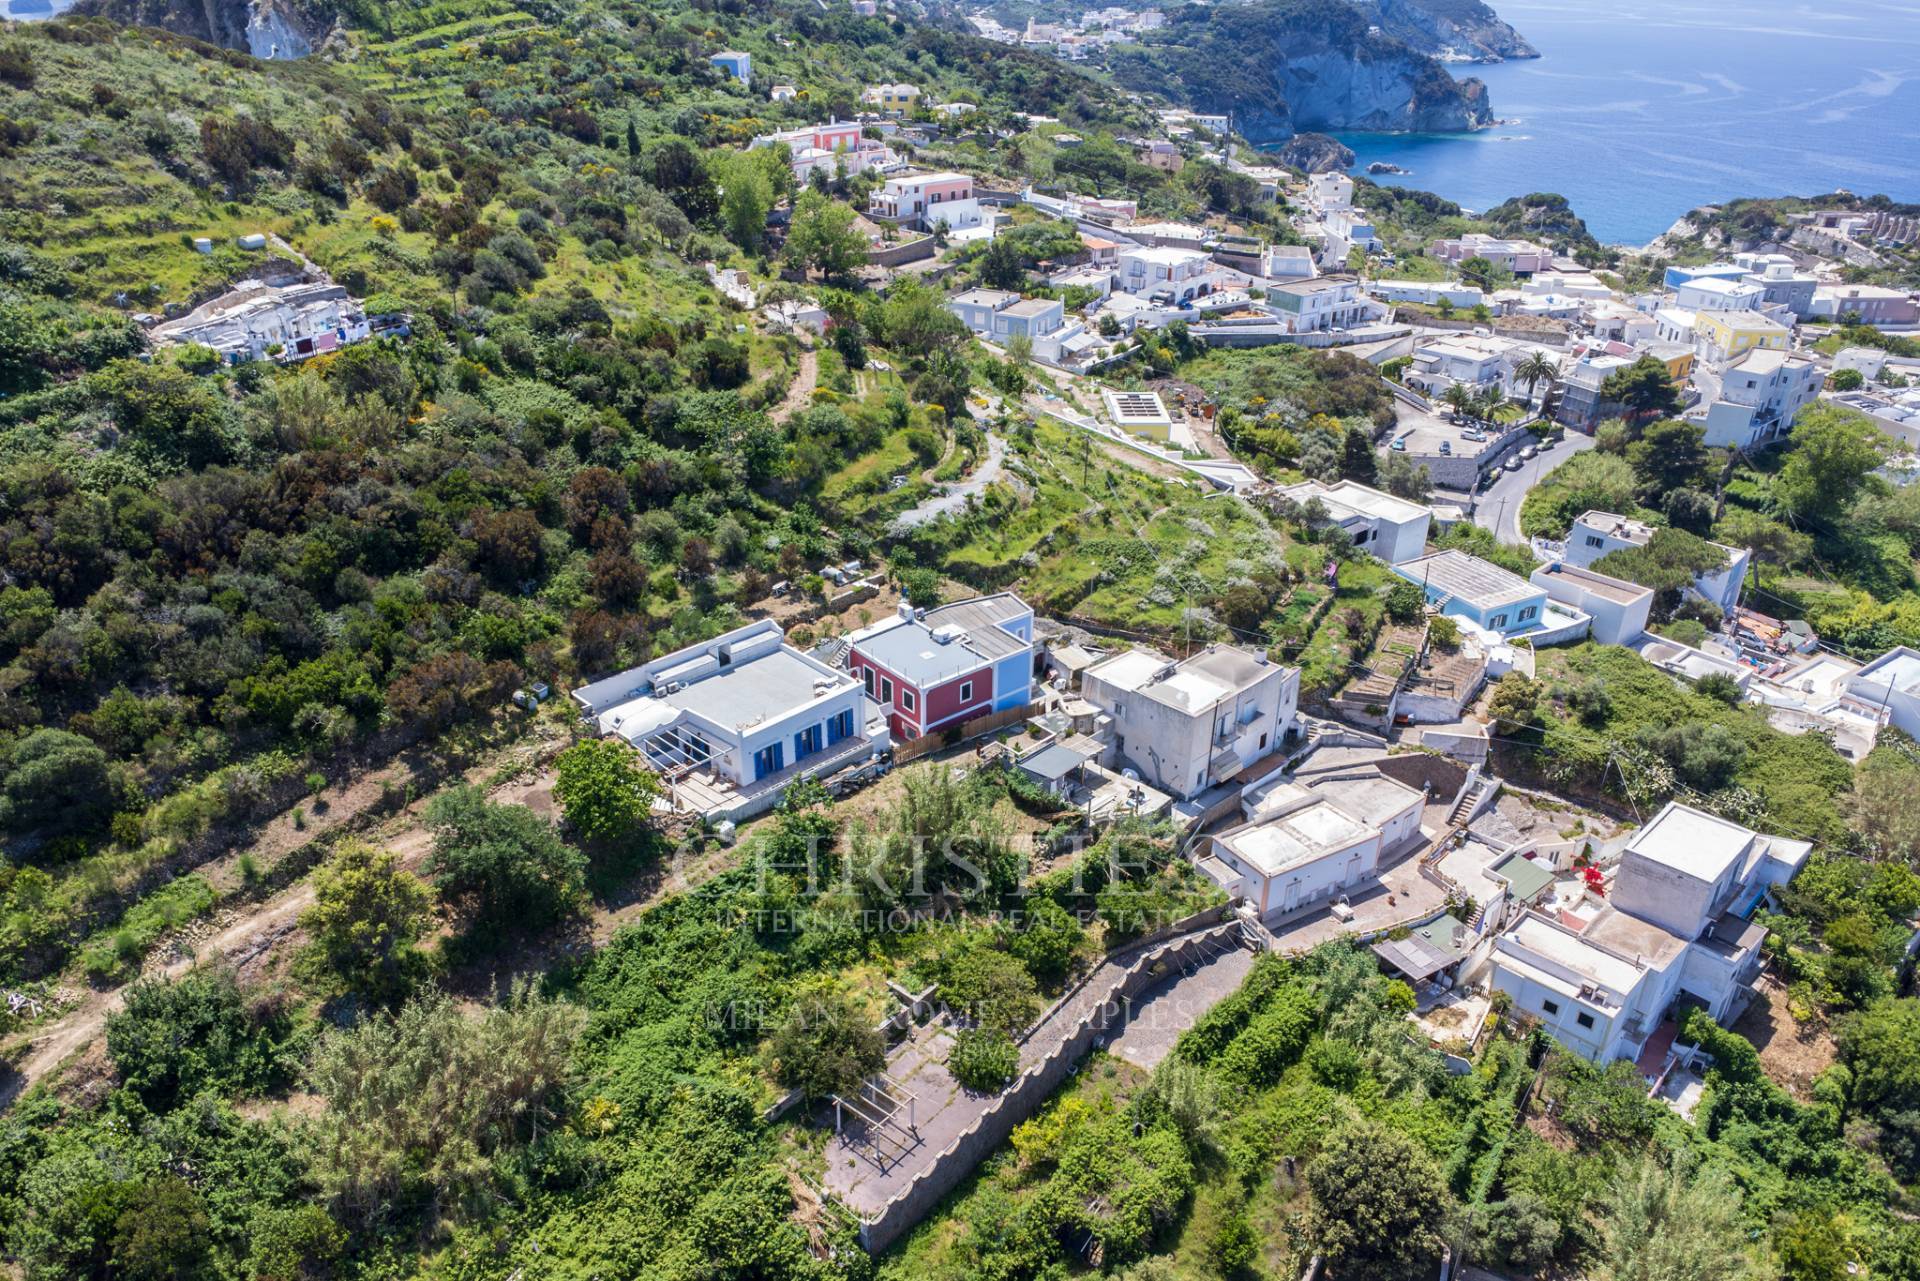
1332;0;1920;245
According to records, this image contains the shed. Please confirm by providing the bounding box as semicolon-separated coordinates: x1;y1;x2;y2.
236;233;268;251
1372;932;1459;983
1492;852;1555;904
1017;743;1088;796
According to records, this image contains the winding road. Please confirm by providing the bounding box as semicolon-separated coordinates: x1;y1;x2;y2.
1469;429;1596;546
890;430;1007;532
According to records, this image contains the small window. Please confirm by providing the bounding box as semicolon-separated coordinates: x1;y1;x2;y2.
863;667;876;696
1541;999;1560;1016
1489;613;1508;629
1585;535;1604;547
881;677;893;704
1575;1012;1596;1029
959;681;973;703
903;689;916;712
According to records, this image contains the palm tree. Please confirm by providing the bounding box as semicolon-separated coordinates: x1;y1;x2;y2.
1478;385;1505;423
1515;351;1561;410
1441;383;1473;422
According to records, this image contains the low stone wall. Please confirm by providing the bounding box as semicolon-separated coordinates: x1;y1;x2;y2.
867;236;937;268
857;922;1240;1253
1375;752;1471;802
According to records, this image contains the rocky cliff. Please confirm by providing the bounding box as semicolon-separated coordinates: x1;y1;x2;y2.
1362;0;1536;62
69;0;325;57
1109;0;1494;147
1276;132;1356;173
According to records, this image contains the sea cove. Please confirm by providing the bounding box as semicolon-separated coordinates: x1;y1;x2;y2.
1334;0;1920;243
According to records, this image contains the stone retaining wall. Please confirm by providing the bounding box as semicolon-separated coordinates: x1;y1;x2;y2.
856;921;1240;1253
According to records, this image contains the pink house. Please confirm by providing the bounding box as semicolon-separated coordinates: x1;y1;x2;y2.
869;171;975;223
844;595;1035;743
749;121;893;184
1428;234;1555;275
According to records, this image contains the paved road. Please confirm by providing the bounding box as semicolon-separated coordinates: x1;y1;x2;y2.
1469;429;1596;546
890;429;1007;532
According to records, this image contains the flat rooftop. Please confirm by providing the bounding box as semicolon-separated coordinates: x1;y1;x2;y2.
1397;550;1541;610
1625;802;1757;884
856;618;1010;686
1309;772;1424;826
1102;388;1173;425
952;288;1017;307
1002;297;1060;318
1283;479;1429;526
1535;562;1653;606
1086;644;1279;713
1501;914;1646;998
1577;510;1655;544
1853;647;1920;695
1583;904;1689;970
661;646;851;732
1220;799;1374;877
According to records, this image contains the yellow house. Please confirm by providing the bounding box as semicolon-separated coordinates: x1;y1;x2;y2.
1693;310;1790;363
1650;344;1695;381
861;83;921;114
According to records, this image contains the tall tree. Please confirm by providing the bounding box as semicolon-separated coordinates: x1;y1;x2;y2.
301;841;433;998
423;785;586;931
1774;403;1886;524
1302;1120;1452;1280
1594;1155;1773;1281
1515;350;1561;407
785;189;866;282
553;737;662;843
1600;355;1683;421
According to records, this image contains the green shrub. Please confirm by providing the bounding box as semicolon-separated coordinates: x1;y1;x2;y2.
948;1026;1020;1093
105;967;299;1109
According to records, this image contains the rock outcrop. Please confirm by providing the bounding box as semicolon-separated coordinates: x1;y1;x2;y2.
69;0;324;57
1363;0;1537;62
1109;0;1495;148
1277;133;1356;174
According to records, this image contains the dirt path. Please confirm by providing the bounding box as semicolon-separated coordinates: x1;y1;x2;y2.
771;345;819;425
3;732;565;1106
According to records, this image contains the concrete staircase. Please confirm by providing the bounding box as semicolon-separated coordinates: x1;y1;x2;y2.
1448;777;1491;826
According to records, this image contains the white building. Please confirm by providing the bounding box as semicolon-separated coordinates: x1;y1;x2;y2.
1685;348;1822;450
572;619;887;820
1265;275;1388;334
1305;172;1354;212
1081;646;1299;800
1563;510;1750;616
1529;562;1653;646
1369;280;1485;310
1116;244;1230;304
1276;479;1432;565
1263;245;1318;282
946;289;1074;360
868;172;980;231
1847;648;1920;741
1209;773;1426;917
1405;333;1533;398
1322;207;1381;257
1492;802;1809;1063
148;279;376;364
1673;276;1764;313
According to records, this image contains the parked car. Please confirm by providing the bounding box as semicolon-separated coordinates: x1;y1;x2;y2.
1391;436;1408;451
1439;441;1452;456
1520;444;1539;461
